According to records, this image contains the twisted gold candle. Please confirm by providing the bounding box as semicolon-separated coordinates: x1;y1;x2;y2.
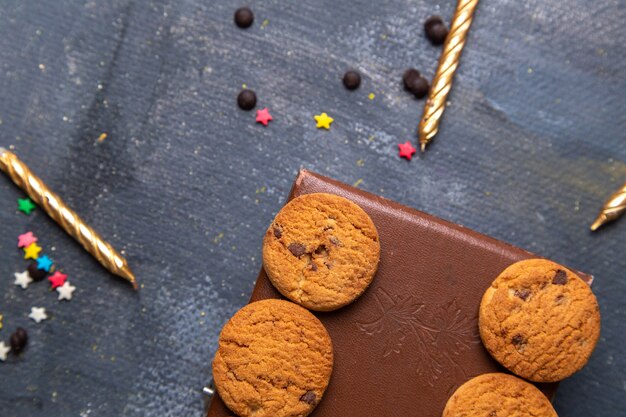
419;0;480;152
0;148;137;289
590;181;626;231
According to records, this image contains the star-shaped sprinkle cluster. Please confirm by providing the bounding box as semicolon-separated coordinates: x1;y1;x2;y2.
5;227;79;362
17;198;36;215
13;231;77;296
314;113;334;130
29;307;47;323
17;232;57;280
256;108;273;126
398;141;417;160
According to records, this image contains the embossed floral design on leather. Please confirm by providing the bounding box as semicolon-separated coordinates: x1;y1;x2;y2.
356;287;481;387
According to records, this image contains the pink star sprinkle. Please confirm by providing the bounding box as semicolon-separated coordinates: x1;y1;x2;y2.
18;232;38;248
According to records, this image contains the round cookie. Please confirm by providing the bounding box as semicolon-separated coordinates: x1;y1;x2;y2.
213;299;333;417
262;193;380;311
442;373;558;417
479;259;600;382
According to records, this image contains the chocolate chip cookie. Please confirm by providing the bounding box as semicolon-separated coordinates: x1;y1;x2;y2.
213;299;333;417
479;259;601;382
262;193;380;311
442;373;557;417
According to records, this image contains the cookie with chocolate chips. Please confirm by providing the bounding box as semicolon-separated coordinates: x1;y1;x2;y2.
212;299;333;417
443;373;557;417
262;193;380;311
479;258;601;382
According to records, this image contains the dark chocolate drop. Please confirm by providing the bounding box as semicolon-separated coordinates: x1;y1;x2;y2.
424;16;448;45
237;89;257;111
10;327;28;354
234;7;254;29
342;70;361;90
27;262;47;281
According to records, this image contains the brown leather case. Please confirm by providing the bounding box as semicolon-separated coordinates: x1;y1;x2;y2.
206;169;592;417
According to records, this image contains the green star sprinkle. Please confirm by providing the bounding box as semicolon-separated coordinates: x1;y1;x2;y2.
17;198;36;215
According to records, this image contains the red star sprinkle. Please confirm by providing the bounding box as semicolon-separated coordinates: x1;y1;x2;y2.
398;141;417;160
17;231;38;248
256;108;273;126
48;271;68;289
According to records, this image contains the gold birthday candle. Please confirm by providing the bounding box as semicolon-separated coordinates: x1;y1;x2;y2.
419;0;480;152
590;181;626;231
0;147;137;289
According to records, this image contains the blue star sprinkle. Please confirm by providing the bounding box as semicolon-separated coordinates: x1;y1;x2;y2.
36;254;54;272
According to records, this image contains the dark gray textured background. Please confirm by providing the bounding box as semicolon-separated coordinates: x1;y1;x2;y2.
0;1;624;416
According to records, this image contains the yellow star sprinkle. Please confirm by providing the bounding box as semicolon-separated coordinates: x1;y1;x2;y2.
24;243;42;260
314;112;334;130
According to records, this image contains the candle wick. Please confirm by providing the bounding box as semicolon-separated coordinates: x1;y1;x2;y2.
590;214;607;232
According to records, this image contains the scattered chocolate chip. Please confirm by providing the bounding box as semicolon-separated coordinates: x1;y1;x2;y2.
314;245;328;256
427;24;448;45
514;289;531;301
329;236;341;246
273;227;282;239
511;334;527;351
403;68;420;89
27;262;47;281
411;77;430;98
234;7;254;28
288;243;306;257
237;89;257;111
424;16;448;45
424;15;443;31
10;327;28;354
300;390;317;405
342;70;361;90
403;69;430;99
555;294;566;305
309;262;318;272
552;270;568;285
410;77;430;98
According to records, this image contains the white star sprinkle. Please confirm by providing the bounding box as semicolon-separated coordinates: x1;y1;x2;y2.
29;307;48;323
57;281;76;301
14;270;32;289
0;341;10;361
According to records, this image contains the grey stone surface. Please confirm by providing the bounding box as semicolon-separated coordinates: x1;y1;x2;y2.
0;1;624;416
